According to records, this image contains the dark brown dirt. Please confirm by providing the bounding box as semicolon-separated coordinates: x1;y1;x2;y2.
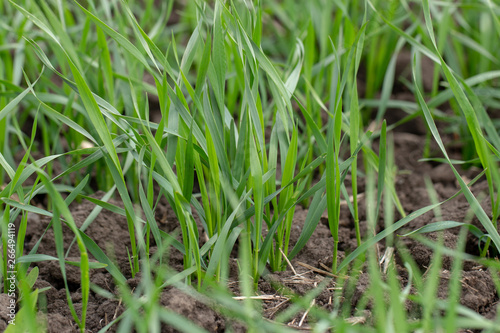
15;192;225;333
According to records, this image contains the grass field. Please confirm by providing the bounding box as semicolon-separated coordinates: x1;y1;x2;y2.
1;0;500;332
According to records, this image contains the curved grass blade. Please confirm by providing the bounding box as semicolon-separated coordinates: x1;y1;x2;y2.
400;221;485;239
412;53;500;252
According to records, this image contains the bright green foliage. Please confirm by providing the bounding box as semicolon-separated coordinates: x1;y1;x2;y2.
1;0;500;331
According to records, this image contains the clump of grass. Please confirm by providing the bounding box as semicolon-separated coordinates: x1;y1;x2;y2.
1;0;500;332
